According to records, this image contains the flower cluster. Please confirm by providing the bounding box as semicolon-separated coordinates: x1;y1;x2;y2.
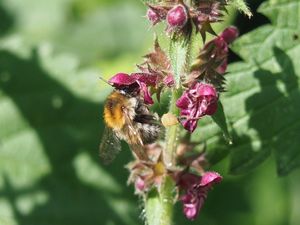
146;0;228;39
127;143;222;220
103;0;240;222
109;26;238;133
127;143;165;194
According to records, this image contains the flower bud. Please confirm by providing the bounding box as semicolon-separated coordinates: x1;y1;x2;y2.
220;26;239;44
166;4;188;29
135;176;146;192
147;8;160;25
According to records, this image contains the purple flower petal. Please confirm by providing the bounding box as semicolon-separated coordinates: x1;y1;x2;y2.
139;82;154;105
131;73;158;86
108;72;157;105
201;98;218;116
109;73;136;86
176;82;218;132
198;83;218;98
181;189;206;220
163;74;175;87
176;93;191;109
220;26;239;44
135;176;146;192
177;171;222;220
182;119;198;133
176;172;200;190
199;171;222;187
182;201;199;220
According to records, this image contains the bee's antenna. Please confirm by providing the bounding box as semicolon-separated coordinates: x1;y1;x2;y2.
99;76;111;86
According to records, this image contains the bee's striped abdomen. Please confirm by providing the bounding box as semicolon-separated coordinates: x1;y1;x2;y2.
139;123;161;144
134;112;161;144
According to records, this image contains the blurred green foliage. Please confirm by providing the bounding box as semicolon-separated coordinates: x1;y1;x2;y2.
0;0;299;225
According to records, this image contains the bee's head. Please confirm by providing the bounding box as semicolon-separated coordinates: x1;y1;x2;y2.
116;83;140;97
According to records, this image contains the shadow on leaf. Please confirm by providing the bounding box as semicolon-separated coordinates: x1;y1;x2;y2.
0;49;139;225
0;0;14;37
229;46;300;176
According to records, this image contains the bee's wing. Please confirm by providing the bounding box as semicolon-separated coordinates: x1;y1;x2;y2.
99;126;121;164
123;113;149;161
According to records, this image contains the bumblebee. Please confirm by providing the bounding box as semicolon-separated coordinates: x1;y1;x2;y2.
99;87;161;163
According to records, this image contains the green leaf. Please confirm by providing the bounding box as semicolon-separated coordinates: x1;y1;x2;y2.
0;0;154;223
1;0;149;65
0;42;139;225
192;0;300;176
222;0;300;175
212;101;232;144
0;1;152;224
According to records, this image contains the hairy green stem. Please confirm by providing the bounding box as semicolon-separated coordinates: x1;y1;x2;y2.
164;37;191;166
145;37;191;225
164;89;181;167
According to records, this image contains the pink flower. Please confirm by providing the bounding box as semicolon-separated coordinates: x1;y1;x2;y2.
177;171;222;220
109;73;158;104
176;82;218;132
205;26;239;74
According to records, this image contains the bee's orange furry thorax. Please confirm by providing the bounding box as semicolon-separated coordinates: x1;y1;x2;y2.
103;91;127;130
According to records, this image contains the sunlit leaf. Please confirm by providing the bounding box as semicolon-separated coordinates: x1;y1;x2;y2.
195;0;300;176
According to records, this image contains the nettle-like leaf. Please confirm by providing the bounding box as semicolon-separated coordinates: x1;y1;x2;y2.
0;42;139;225
194;0;300;176
228;0;300;176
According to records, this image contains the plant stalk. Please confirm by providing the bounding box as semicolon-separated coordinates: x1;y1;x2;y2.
145;37;191;225
164;89;181;167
